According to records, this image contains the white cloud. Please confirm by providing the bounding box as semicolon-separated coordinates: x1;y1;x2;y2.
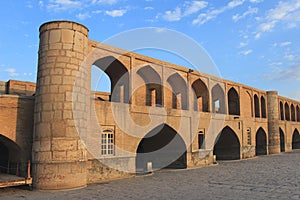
144;6;154;10
273;41;292;47
238;42;248;48
105;9;126;17
256;0;300;35
91;0;117;4
193;0;245;25
5;68;19;77
76;12;91;20
46;0;82;12
161;1;208;22
284;54;295;60
239;49;253;55
249;0;263;3
232;6;258;22
266;63;300;81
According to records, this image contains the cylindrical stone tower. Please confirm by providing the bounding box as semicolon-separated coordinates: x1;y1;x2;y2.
267;91;281;154
32;21;89;190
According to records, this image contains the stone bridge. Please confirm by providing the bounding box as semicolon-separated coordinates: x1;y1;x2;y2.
0;20;300;190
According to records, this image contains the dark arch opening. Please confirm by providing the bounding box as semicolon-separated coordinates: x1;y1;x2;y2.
212;84;226;114
167;73;188;110
285;102;290;121
261;96;267;118
297;106;300;122
255;128;267;155
191;79;209;112
93;56;130;103
279;128;285;152
228;87;240;115
291;104;296;121
213;126;240;160
0;135;21;174
254;94;260;118
136;124;187;173
280;101;284;120
137;65;163;107
292;129;300;149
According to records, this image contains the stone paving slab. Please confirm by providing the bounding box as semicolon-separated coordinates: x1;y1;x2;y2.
0;150;299;199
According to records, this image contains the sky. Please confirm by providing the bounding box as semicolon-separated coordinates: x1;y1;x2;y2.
0;0;300;100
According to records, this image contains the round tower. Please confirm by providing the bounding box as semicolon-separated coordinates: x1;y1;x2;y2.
32;21;89;189
267;91;281;154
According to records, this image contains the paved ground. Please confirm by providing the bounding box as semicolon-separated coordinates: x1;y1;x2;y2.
1;150;300;200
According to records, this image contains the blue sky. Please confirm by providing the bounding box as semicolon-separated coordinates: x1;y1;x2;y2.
0;0;300;100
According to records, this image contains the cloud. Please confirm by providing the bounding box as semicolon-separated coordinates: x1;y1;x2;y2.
193;0;245;25
91;0;117;4
144;6;154;10
46;0;82;12
161;1;208;22
105;9;126;17
76;12;91;20
256;0;300;34
273;41;292;47
239;49;253;55
266;62;300;81
238;42;248;48
284;54;295;60
232;6;258;22
5;68;19;77
249;0;263;3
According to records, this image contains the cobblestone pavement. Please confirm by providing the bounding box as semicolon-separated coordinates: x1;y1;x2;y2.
1;150;300;200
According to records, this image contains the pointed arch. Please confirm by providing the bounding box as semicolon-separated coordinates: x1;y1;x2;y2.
292;129;300;149
255;128;267;155
93;56;130;103
280;101;284;120
291;104;296;121
279;128;285;152
191;79;209;112
167;73;188;110
137;65;162;107
212;84;226;114
136;124;187;172
284;102;290;121
254;94;260;118
213;126;241;160
261;96;267;118
228;87;240;115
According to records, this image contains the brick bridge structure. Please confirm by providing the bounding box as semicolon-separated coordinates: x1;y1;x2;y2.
0;20;300;190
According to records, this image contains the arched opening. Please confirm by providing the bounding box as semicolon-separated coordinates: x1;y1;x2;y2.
228;87;240;115
212;84;226;114
254;94;260;118
191;79;209;112
292;129;300;149
261;96;267;118
284;102;290;121
297;106;300;122
137;66;162;107
136;124;187;173
0;135;21;175
280;101;284;120
93;56;130;103
255;128;267;155
213;126;240;160
167;73;188;110
279;128;285;152
291;104;296;121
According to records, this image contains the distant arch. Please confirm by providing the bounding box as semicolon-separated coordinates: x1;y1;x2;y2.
167;73;188;110
245;91;253;117
254;94;260;118
280;101;284;120
285;102;290;121
292;129;300;149
279;128;285;152
297;106;300;122
228;87;240;115
137;65;162;107
136;124;187;173
261;96;266;118
255;128;267;155
212;84;226;114
291;104;296;121
191;79;209;112
93;56;129;103
213;126;240;160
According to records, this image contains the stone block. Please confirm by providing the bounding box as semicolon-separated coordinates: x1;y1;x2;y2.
62;29;74;43
52;139;78;151
52;150;67;161
49;30;61;43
